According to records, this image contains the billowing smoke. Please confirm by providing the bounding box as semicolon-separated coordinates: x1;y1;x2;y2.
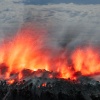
1;2;100;48
21;3;100;51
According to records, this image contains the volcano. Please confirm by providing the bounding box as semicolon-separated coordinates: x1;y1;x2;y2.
0;26;100;100
0;27;100;81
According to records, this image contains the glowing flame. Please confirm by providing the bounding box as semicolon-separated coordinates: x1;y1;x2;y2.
7;79;15;84
42;83;47;87
72;48;100;76
0;26;100;82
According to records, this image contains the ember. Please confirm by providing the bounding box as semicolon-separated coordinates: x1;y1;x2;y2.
7;79;15;84
42;83;46;87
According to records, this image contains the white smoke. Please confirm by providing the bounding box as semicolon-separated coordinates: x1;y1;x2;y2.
1;2;100;47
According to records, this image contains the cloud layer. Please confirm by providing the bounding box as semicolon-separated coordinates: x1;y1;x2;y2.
23;3;100;49
0;2;100;48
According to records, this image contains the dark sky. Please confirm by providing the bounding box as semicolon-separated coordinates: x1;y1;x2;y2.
22;0;100;5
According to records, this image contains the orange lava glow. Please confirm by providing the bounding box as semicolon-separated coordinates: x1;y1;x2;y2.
72;48;100;76
7;79;15;84
42;83;47;87
0;26;100;83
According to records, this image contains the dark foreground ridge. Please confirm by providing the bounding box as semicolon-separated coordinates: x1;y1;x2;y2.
0;77;100;100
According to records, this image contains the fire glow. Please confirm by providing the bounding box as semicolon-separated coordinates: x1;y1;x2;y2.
0;26;100;82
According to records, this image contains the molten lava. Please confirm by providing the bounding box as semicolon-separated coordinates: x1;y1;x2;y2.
42;83;47;87
7;79;15;84
0;26;100;83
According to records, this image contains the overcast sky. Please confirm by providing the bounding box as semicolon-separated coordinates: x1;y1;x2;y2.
15;0;100;4
0;0;100;48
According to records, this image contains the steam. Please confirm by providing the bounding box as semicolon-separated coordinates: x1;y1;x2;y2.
1;2;100;48
21;4;100;51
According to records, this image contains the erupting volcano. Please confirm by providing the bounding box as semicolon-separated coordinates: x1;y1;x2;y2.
0;26;100;83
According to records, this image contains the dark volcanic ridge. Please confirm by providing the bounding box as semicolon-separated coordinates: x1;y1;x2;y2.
0;69;100;100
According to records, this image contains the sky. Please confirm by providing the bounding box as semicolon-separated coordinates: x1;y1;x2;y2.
15;0;100;5
0;0;100;48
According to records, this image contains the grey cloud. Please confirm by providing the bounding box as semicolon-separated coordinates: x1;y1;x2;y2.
0;2;100;49
0;0;24;38
23;4;100;49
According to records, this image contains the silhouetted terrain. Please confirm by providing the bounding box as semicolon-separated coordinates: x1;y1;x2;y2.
0;77;100;100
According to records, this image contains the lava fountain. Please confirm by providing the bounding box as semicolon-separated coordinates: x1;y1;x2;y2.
0;26;100;82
